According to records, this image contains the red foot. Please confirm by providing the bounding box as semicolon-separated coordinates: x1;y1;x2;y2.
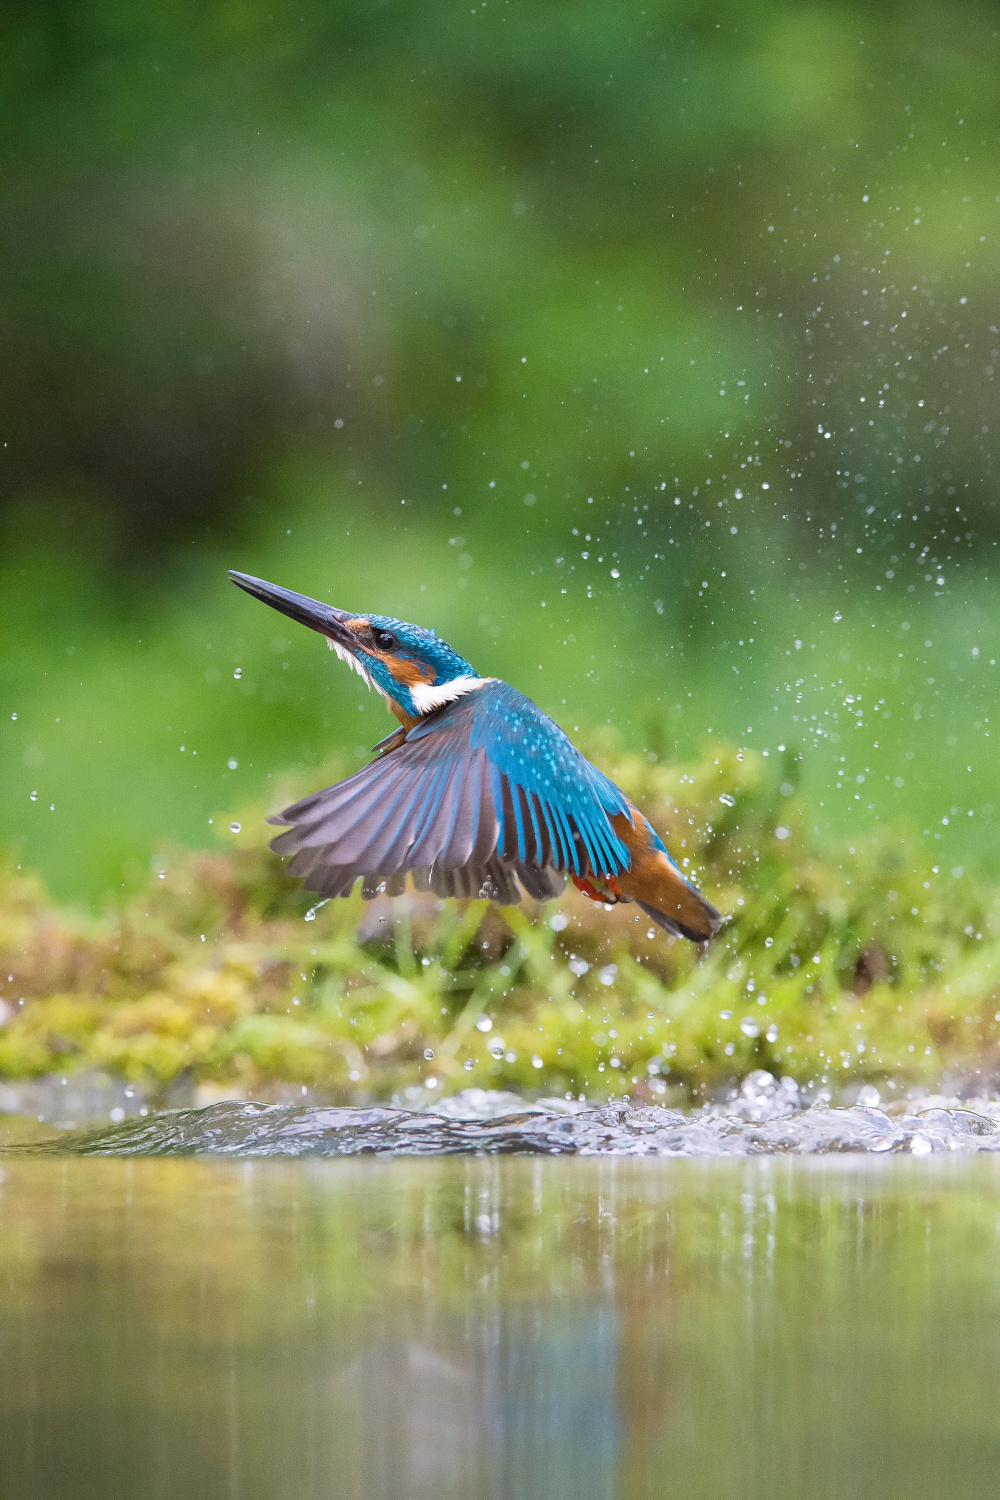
571;873;623;904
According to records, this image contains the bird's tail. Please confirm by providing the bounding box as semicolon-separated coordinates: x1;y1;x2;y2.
634;893;721;945
611;807;723;943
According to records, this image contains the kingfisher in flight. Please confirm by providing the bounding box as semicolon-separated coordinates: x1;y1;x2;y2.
230;572;721;943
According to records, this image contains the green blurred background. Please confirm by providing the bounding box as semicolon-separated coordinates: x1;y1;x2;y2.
1;0;998;904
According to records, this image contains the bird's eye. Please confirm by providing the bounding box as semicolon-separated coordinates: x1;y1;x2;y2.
373;630;397;652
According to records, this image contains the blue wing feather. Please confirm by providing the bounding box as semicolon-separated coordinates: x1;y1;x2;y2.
453;679;632;873
270;678;632;892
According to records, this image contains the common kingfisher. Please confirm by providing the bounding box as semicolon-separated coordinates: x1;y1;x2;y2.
230;572;721;943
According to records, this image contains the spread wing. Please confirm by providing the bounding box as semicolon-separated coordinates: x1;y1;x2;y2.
268;679;632;902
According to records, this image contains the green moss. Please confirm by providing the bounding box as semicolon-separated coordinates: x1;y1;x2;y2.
1;740;998;1104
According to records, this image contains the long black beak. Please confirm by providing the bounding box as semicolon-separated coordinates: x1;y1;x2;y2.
229;571;356;648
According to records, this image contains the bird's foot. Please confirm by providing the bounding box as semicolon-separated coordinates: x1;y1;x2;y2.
571;873;624;905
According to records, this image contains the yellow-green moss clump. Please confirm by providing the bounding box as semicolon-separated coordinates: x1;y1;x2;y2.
1;741;999;1106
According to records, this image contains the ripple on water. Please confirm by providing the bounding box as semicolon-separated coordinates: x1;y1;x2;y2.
10;1084;1000;1158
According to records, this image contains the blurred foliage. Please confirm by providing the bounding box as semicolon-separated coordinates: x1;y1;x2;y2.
2;0;1000;549
1;738;998;1104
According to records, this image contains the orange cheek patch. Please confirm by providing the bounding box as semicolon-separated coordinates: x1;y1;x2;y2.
385;657;433;687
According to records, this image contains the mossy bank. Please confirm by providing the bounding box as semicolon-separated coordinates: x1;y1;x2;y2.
1;740;998;1107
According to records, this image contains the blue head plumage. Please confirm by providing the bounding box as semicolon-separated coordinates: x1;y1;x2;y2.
228;573;482;719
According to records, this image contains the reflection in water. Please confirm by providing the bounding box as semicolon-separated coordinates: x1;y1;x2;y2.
336;1308;617;1500
0;1158;999;1498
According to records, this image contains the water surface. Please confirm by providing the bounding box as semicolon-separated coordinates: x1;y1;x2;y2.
1;1155;999;1499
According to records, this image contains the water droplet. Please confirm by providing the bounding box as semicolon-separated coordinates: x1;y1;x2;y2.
475;1016;493;1032
740;1017;760;1038
719;793;736;807
549;913;569;931
610;568;620;579
29;791;37;802
233;667;243;679
423;1048;435;1061
532;1055;544;1069
765;1024;779;1043
228;758;238;770
10;713;16;720
304;899;329;922
229;821;241;834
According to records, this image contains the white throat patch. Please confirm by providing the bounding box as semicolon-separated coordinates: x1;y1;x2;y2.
410;675;490;715
327;637;488;714
326;637;387;698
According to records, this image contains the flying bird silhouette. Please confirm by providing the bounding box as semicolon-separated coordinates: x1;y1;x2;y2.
230;572;721;943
